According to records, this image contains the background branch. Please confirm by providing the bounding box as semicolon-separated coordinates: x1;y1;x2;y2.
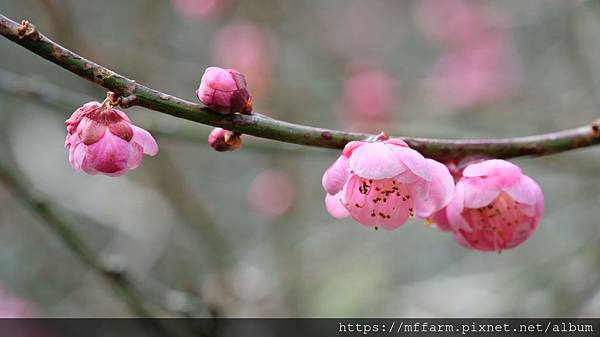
0;158;206;321
1;13;600;161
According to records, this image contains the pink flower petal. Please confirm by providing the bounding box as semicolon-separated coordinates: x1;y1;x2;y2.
461;176;502;208
394;168;421;184
325;192;349;219
342;174;413;230
69;143;86;171
388;145;432;181
445;181;470;232
108;120;133;141
131;125;159;156
342;174;377;227
429;208;452;232
463;159;521;182
126;142;144;170
384;138;408;147
502;175;542;206
322;155;350;195
77;119;106;145
342;141;365;157
348;142;405;179
414;159;455;218
84;132;131;176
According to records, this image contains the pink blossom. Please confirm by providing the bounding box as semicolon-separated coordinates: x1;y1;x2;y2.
322;139;454;230
212;22;272;98
248;170;295;220
417;0;519;109
171;0;228;19
207;127;241;152
64;101;159;177
435;159;544;252
415;0;510;48
343;67;398;124
0;286;37;318
196;67;253;115
425;46;517;109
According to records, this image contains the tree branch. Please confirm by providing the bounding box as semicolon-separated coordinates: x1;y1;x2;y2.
1;13;599;160
0;160;158;318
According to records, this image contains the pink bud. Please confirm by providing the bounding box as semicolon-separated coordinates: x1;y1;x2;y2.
64;101;159;177
432;159;544;252
196;67;253;115
207;128;242;152
322;138;454;230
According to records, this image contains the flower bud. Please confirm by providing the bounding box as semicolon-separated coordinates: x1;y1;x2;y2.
196;67;253;114
64;100;158;176
207;128;242;152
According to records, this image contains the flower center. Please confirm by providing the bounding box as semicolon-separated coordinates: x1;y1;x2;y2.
461;192;528;250
354;177;414;220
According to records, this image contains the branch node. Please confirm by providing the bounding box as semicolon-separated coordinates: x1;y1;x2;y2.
16;20;39;40
119;94;138;108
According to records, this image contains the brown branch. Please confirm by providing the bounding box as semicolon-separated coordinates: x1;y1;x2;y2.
1;13;599;160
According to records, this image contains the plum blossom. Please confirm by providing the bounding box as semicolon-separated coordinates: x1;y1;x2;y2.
322;138;454;230
64;100;159;177
431;159;544;251
208;127;242;152
196;67;253;115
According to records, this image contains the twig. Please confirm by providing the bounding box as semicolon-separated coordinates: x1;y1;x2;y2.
1;13;600;160
0;69;325;155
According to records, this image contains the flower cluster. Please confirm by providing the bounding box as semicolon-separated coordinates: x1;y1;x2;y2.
322;139;544;252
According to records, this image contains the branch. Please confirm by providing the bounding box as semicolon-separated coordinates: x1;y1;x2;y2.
1;14;599;160
0;69;326;155
0;161;160;318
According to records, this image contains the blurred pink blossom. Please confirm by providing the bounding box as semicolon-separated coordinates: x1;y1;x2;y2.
248;170;295;220
212;22;273;98
425;46;517;109
323;138;454;230
342;67;399;127
415;0;510;48
171;0;228;19
0;286;37;318
322;1;404;64
431;159;544;252
196;67;253;114
64;101;159;177
417;0;519;109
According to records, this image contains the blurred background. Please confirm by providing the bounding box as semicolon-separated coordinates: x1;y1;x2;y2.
0;0;599;318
